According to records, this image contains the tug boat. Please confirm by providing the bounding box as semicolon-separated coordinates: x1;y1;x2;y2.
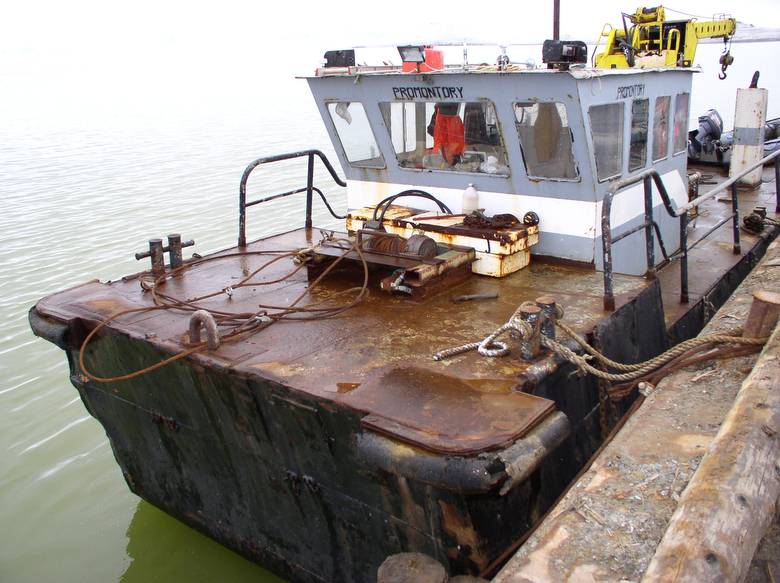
29;27;780;583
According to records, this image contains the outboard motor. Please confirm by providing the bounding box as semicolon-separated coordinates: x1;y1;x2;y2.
688;109;723;158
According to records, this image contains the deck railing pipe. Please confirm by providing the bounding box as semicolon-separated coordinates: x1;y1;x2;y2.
644;175;656;279
601;150;780;311
676;148;780;216
679;214;689;303
731;182;741;254
601;169;674;311
238;149;347;247
306;153;315;229
775;155;780;213
601;192;616;312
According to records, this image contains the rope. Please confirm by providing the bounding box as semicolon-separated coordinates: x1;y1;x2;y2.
79;237;369;383
608;342;761;401
433;303;768;383
433;306;532;361
474;63;530;73
539;334;763;383
554;317;765;378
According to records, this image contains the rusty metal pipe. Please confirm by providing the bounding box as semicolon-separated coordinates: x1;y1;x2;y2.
245;187;308;207
498;412;570;495
603;150;780;311
452;292;499;303
515;337;582;392
677;148;780;215
601;193;616;312
516;356;562;393
355;412;570;495
305;153;314;229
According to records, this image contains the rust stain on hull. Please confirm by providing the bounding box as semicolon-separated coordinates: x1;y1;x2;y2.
438;500;489;572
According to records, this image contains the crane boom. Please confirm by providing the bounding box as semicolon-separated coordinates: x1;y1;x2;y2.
594;6;736;71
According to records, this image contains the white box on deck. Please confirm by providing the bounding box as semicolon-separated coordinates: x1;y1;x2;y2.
346;207;539;278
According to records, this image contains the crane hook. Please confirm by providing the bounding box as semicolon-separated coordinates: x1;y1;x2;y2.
718;37;734;80
718;49;733;80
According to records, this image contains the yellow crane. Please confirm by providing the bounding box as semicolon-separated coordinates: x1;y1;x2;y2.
594;6;736;77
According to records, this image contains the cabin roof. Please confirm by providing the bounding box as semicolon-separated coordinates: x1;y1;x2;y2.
300;65;698;80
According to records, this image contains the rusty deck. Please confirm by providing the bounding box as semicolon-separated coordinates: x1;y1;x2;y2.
37;225;653;455
34;165;778;457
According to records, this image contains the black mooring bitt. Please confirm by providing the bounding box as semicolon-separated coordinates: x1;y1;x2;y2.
135;235;194;273
519;304;542;360
149;239;164;275
535;296;557;341
168;234;183;269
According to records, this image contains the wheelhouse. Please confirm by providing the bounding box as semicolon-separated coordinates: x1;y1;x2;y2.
306;65;694;275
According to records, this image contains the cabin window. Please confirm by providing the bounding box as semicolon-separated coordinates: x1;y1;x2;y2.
629;99;649;172
326;102;385;168
589;103;624;182
378;101;510;176
653;96;671;161
673;93;690;154
381;102;418;154
514;102;579;180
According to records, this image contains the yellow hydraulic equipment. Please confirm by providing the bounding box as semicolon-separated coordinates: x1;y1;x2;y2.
594;6;736;78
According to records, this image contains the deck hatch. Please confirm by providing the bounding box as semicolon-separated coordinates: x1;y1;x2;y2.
342;366;555;455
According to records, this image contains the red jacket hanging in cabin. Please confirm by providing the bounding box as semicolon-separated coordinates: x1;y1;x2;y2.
432;111;465;165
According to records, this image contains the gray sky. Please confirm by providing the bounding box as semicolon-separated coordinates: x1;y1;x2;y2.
2;1;778;129
3;1;777;70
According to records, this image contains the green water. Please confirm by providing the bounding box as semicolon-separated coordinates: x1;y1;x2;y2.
0;80;344;581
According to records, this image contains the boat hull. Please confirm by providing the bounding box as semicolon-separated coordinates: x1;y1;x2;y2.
29;277;669;582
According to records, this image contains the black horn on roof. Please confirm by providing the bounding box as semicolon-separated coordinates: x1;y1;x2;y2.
323;49;355;68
